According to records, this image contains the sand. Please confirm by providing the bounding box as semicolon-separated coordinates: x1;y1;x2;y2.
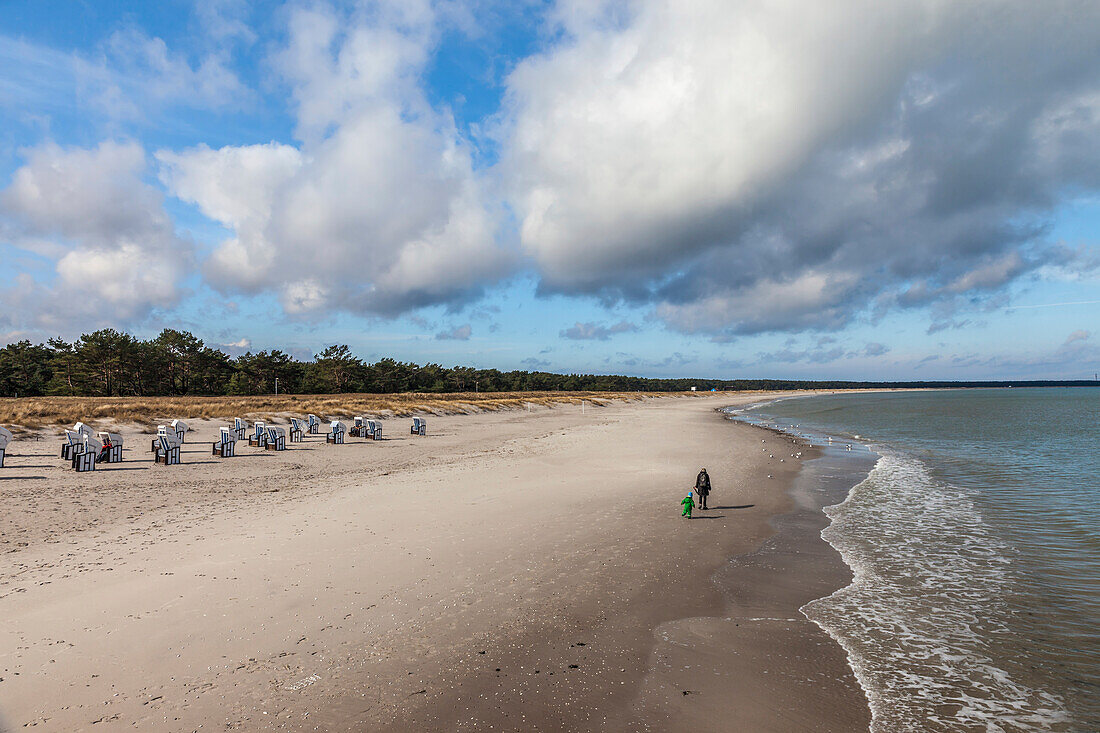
0;393;869;731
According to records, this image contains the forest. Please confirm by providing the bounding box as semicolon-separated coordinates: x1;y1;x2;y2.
0;329;1094;397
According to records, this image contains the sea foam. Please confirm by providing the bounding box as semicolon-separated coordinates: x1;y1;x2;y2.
803;451;1071;732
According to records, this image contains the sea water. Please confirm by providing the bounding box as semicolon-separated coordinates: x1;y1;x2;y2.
730;388;1099;732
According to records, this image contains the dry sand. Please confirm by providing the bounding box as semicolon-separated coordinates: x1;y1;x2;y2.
0;393;869;731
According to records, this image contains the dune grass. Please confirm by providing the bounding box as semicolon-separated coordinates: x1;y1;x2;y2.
0;391;705;433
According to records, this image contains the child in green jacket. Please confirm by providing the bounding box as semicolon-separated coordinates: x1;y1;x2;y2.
681;492;695;518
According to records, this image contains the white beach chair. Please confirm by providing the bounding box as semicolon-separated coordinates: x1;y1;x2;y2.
62;429;86;460
97;432;124;463
366;419;382;440
326;421;346;445
265;426;287;451
213;427;237;458
351;416;365;437
72;433;102;472
233;417;248;441
154;434;181;465
249;421;267;448
72;448;96;471
0;425;12;468
307;414;320;434
289;418;304;443
411;417;426;436
171;419;189;443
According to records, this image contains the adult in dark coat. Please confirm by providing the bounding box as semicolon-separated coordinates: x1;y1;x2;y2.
695;468;711;509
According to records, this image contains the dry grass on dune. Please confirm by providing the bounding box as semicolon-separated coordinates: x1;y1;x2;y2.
0;391;692;433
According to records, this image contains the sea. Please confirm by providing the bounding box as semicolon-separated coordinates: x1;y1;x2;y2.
726;388;1099;733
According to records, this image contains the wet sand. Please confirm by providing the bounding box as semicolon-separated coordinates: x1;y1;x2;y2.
0;393;869;731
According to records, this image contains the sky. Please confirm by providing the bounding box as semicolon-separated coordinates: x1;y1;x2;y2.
1;0;1098;381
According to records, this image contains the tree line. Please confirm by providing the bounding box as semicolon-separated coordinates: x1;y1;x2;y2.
0;328;1096;397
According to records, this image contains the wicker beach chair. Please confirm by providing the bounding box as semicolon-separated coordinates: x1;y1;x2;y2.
289;418;305;443
249;421;267;448
62;429;86;460
97;432;124;463
72;433;102;471
171;419;189;443
154;434;181;465
265;426;287;451
0;425;12;468
213;427;237;458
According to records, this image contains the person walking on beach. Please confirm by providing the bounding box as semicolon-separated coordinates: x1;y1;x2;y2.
695;468;711;510
681;492;695;518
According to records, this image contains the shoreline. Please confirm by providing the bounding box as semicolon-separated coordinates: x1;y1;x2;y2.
722;401;884;729
0;393;872;731
626;409;874;732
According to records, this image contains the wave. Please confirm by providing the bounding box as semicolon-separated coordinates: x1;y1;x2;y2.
802;451;1071;732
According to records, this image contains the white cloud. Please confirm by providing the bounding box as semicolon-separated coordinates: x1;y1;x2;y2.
0;141;193;329
500;0;1100;334
158;0;514;317
504;0;943;286
76;26;251;119
157;142;302;292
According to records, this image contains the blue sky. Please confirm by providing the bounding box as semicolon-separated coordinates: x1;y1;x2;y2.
1;0;1098;381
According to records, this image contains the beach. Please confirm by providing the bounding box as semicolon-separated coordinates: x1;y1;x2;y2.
0;393;868;731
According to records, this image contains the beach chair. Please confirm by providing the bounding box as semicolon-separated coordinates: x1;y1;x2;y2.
326;421;346;444
72;448;96;471
171;419;189;443
307;414;320;434
249;421;267;448
289;418;304;443
97;432;124;463
233;418;248;441
350;416;365;437
411;417;426;436
365;419;382;440
62;430;86;460
265;426;287;451
153;434;181;465
212;427;237;458
72;433;102;471
0;425;12;468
